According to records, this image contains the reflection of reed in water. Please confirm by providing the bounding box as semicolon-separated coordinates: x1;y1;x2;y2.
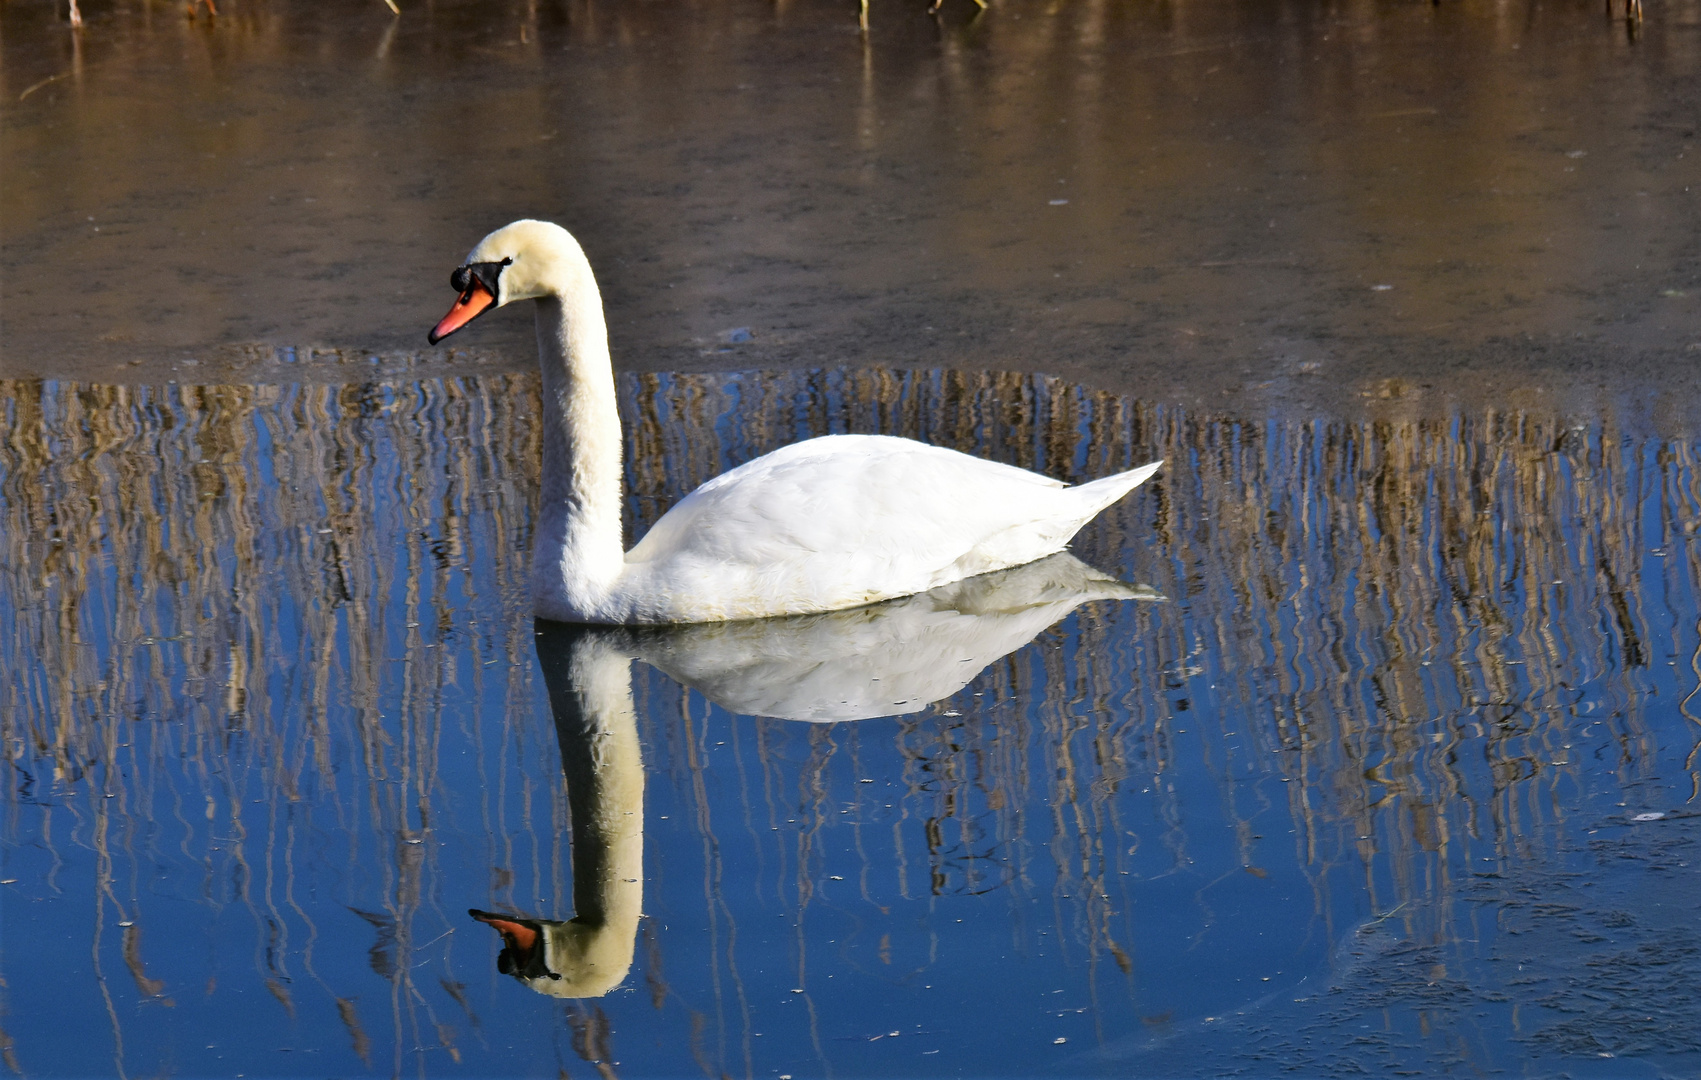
0;376;547;1074
0;370;1697;1075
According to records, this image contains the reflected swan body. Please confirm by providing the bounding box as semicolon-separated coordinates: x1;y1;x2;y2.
624;552;1161;722
429;219;1162;625
471;552;1156;997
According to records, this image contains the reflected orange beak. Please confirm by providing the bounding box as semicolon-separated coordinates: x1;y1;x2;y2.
470;909;541;965
429;282;495;345
479;916;539;951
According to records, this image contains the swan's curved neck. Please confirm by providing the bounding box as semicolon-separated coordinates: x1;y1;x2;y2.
534;271;625;620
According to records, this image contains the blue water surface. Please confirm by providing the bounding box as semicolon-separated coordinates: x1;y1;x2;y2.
1;368;1697;1078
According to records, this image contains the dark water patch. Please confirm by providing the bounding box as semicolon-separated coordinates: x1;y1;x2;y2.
1095;812;1701;1077
0;367;1697;1077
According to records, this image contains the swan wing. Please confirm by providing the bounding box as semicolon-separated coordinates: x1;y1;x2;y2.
623;435;1157;620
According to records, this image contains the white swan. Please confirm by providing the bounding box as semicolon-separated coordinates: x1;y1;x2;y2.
429;219;1163;624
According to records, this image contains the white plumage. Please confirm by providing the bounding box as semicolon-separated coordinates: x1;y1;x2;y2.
429;219;1162;625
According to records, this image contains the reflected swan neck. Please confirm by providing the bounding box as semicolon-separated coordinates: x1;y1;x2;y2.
541;624;645;997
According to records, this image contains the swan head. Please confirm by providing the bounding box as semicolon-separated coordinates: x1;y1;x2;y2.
428;219;588;344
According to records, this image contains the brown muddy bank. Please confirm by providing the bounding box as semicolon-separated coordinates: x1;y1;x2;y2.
2;0;1699;421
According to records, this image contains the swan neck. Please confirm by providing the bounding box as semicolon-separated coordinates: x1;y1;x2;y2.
535;279;625;617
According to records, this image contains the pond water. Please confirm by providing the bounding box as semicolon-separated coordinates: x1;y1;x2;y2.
2;367;1698;1077
5;0;1701;1072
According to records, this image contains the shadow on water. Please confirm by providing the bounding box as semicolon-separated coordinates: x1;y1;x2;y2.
1;366;1699;1077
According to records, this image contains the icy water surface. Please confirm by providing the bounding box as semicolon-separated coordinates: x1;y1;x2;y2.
4;0;1699;397
1;368;1698;1078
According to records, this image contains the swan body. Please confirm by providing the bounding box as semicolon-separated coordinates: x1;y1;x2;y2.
430;219;1162;625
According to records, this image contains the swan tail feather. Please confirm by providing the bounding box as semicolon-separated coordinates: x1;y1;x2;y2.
1068;459;1164;515
944;460;1163;583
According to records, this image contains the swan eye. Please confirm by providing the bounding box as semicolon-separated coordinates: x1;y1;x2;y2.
450;257;513;300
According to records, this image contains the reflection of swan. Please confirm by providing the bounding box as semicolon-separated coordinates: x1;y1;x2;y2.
427;219;1162;625
470;553;1156;996
623;552;1160;722
471;627;644;999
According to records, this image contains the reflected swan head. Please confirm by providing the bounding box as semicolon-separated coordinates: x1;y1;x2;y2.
472;620;645;999
469;909;636;999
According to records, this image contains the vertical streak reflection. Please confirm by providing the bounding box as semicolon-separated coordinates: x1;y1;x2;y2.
0;370;1695;1074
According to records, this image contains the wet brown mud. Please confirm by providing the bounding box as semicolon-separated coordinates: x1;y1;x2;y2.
3;0;1699;420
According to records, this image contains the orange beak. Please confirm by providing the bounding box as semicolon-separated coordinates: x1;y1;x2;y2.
429;282;495;344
